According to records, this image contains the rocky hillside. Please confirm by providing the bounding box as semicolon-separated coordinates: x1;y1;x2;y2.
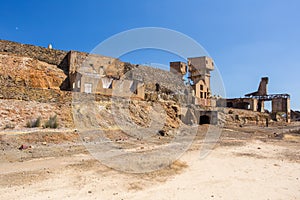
0;39;189;131
0;39;274;132
0;41;71;130
0;53;67;89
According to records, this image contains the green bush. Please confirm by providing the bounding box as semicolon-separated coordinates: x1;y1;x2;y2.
26;117;41;128
43;115;58;129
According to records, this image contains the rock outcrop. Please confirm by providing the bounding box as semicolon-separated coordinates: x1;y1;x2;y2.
0;53;67;90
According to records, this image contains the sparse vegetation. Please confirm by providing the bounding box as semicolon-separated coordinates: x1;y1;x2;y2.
4;123;15;130
43;115;59;129
290;128;300;134
26;117;41;128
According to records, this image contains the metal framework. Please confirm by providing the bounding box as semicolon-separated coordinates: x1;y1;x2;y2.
245;93;290;101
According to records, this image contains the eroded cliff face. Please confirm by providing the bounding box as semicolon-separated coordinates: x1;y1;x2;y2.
0;52;182;131
0;49;74;129
0;53;67;89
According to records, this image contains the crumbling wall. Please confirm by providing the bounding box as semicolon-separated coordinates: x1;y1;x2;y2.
68;51;123;78
272;98;291;122
218;98;258;112
245;77;269;97
128;66;187;93
223;108;269;126
272;98;290;113
180;107;218;125
170;61;187;75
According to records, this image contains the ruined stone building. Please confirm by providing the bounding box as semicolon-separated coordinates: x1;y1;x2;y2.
0;39;294;126
68;51;145;99
220;77;291;122
0;39;146;100
169;61;187;76
170;56;215;107
169;56;218;125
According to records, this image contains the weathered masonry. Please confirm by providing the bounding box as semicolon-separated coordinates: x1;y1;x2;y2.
180;107;218;125
170;56;215;107
68;51;145;99
0;40;145;100
219;77;291;122
0;39;293;124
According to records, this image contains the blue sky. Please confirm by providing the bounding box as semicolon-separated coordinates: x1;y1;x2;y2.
1;0;299;110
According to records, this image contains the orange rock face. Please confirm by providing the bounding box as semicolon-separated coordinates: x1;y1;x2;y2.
0;53;66;90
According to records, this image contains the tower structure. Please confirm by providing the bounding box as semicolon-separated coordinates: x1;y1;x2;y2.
187;56;214;99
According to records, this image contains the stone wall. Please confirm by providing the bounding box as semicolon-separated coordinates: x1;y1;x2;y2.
272;98;291;122
68;51;123;78
222;108;269;126
272;98;290;113
221;98;258;112
128;65;187;93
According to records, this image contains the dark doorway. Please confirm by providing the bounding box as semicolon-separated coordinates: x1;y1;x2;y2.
227;102;233;108
236;102;250;110
257;101;262;112
200;115;210;125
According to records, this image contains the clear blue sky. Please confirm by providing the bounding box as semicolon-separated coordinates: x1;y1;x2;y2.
1;0;299;110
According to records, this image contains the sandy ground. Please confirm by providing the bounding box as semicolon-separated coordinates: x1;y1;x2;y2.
0;124;300;200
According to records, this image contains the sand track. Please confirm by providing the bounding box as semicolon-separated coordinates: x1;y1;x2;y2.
0;124;300;200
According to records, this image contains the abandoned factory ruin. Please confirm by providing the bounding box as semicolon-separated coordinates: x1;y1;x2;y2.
0;39;295;130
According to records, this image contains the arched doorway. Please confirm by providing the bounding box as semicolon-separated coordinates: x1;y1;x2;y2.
200;115;210;125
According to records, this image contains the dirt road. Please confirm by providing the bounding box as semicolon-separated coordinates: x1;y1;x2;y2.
0;125;300;200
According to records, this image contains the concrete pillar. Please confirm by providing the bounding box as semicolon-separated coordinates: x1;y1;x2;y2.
252;99;258;111
286;98;291;123
272;98;291;123
258;100;264;112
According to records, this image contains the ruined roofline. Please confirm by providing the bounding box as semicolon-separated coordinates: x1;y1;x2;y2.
170;61;186;64
68;50;121;61
187;55;212;59
187;56;214;72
